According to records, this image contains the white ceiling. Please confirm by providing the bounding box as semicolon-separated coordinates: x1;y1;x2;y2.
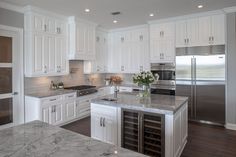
2;0;236;29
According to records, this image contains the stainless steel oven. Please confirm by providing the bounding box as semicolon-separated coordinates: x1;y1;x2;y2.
151;63;176;95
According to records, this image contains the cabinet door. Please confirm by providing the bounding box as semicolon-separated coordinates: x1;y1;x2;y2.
45;17;56;34
76;23;86;55
91;113;104;141
175;20;187;47
173;110;182;157
86;25;95;57
110;33;122;72
41;105;51;124
55;36;68;74
211;14;225;45
162;39;175;62
65;100;77;121
55;20;67;35
32;33;44;75
150;39;162;63
187;18;199;47
32;14;45;32
44;35;56;74
103;115;117;145
181;104;188;144
51;103;64;125
198;16;211;46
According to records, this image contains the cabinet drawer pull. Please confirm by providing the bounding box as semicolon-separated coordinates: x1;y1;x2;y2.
100;117;102;127
50;98;57;101
103;118;105;127
68;95;74;98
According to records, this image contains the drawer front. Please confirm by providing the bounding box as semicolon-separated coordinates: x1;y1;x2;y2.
42;95;62;104
119;87;132;92
64;93;77;99
91;103;117;116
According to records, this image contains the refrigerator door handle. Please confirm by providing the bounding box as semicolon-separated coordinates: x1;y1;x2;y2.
193;57;197;118
191;57;194;118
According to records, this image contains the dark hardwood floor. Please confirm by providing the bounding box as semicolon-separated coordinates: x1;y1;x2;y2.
62;117;236;157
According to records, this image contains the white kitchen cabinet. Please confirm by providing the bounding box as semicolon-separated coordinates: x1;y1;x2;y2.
175;18;199;47
64;100;77;121
25;92;77;126
150;22;175;63
91;103;118;145
24;7;69;77
68;17;97;60
199;14;225;46
108;26;149;73
84;29;108;74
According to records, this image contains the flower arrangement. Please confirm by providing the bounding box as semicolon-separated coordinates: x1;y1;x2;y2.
110;76;123;85
133;71;157;86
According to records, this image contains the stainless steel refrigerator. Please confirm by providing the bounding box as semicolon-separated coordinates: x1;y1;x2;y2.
176;46;225;125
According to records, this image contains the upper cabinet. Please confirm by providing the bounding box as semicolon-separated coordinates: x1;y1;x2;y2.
68;17;97;60
176;14;225;48
24;6;69;77
150;22;175;63
108;26;150;73
198;14;225;46
84;29;109;74
175;18;199;47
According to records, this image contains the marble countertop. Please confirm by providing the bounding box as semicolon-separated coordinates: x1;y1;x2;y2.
25;89;76;98
91;92;188;115
0;121;147;157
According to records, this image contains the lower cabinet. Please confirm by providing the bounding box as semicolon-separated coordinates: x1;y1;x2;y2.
91;103;118;145
25;92;77;126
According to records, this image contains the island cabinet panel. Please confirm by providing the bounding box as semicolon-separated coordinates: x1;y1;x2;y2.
121;109;165;157
91;103;118;145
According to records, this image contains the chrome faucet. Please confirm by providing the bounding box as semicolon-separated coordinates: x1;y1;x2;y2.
114;86;119;99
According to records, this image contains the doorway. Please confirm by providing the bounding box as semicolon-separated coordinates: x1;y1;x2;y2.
0;25;24;129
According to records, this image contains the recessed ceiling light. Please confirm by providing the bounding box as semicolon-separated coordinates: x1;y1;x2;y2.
198;5;203;8
85;9;90;12
149;13;154;17
113;20;118;24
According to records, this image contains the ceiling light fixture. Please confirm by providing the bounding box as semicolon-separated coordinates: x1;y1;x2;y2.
85;9;90;12
149;13;154;17
113;20;118;24
198;5;203;8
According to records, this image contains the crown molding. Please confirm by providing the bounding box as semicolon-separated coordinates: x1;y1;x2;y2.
223;6;236;13
0;1;24;13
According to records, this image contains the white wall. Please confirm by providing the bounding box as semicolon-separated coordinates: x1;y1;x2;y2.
0;8;23;28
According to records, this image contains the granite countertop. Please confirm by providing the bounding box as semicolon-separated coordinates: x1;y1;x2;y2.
25;89;76;98
91;92;188;115
0;121;147;157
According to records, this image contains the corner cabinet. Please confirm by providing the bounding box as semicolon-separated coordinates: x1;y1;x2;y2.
150;22;176;63
24;7;69;77
91;103;118;145
68;17;97;60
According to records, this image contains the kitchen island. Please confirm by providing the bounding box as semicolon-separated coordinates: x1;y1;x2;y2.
0;120;147;157
91;92;188;157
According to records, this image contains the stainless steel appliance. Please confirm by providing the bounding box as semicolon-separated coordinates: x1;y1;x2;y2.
64;85;98;97
175;46;226;125
151;63;176;95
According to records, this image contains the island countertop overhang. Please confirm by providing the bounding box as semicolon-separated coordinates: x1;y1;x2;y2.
91;92;188;115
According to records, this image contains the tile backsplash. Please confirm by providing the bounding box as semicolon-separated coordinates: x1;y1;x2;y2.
24;61;136;94
24;61;106;94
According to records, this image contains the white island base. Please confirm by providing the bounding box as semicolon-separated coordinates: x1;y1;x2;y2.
91;95;188;157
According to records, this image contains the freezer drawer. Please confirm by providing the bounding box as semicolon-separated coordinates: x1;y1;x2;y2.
195;84;225;124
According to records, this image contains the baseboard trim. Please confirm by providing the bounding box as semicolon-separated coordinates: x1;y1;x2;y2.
225;123;236;131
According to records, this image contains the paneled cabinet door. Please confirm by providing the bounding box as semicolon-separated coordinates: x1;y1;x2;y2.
41;105;51;124
55;36;68;74
86;25;95;57
150;39;162;62
64;100;77;121
32;33;44;75
211;14;225;45
198;16;212;46
51;103;64;125
44;35;56;74
91;113;104;141
103;115;117;145
162;39;175;62
175;20;187;47
173;110;182;157
32;14;45;32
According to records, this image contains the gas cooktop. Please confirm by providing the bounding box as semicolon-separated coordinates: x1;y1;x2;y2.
64;85;97;97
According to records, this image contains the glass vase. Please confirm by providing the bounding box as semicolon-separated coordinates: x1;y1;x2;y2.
139;84;151;97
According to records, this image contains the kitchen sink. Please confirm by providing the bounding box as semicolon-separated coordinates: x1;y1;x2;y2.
101;98;117;102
